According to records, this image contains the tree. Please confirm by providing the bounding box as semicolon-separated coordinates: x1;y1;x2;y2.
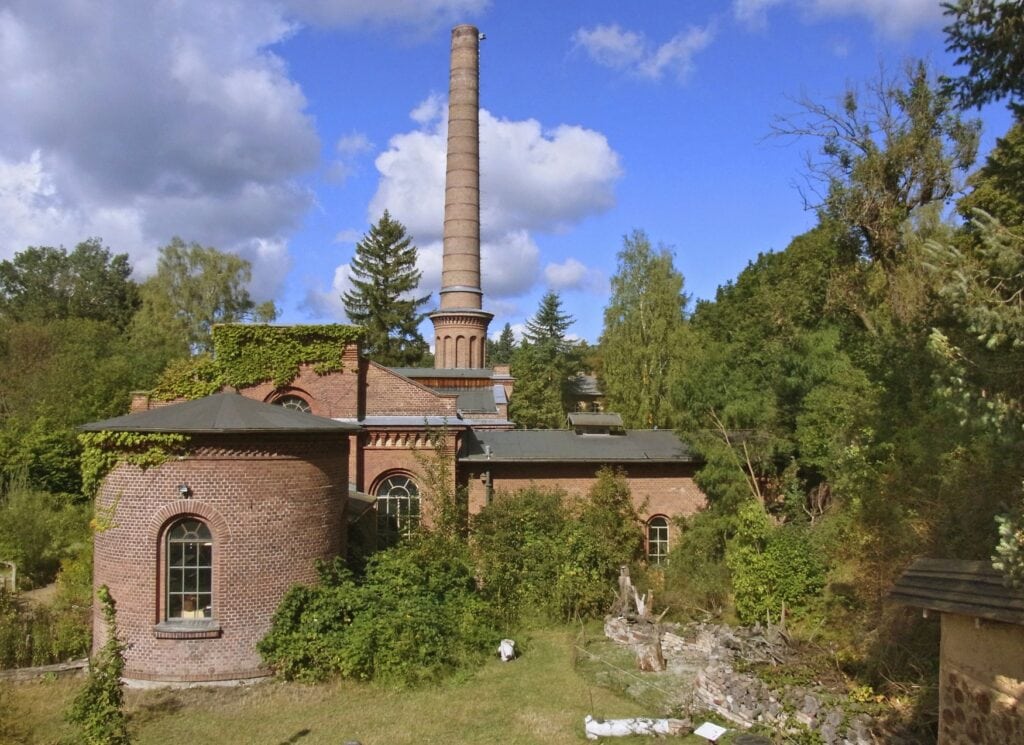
600;230;689;428
943;0;1024;114
958;118;1024;228
487;323;517;365
773;61;980;269
0;239;138;328
133;238;276;355
510;292;582;428
342;211;430;366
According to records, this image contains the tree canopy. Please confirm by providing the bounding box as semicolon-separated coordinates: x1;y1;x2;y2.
342;211;430;367
943;0;1024;113
600;230;689;428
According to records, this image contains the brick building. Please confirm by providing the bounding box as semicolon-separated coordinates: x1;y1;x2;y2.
82;24;708;683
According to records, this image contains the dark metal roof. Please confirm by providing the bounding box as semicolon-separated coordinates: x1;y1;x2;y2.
435;387;496;413
567;412;623;429
390;367;494;380
80;392;360;434
459;428;701;464
890;558;1024;625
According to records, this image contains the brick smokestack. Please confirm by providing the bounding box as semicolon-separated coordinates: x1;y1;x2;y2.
429;24;492;369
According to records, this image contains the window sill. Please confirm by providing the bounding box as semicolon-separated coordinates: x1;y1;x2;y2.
153;620;222;639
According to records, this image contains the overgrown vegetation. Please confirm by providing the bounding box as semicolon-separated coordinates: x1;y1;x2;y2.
66;584;130;745
261;469;643;686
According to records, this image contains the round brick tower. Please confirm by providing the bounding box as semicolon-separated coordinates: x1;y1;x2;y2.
430;24;493;369
84;393;358;683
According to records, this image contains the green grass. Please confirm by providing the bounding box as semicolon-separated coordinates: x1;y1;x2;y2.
3;629;754;744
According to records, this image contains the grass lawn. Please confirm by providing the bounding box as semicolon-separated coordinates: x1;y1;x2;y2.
3;628;747;744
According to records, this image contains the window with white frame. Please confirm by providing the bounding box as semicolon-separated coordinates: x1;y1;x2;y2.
274;394;312;413
646;516;669;566
166;518;213;620
375;474;420;549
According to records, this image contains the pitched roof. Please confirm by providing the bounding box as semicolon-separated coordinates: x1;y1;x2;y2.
889;558;1024;625
390;367;495;380
434;387;496;413
80;392;360;434
459;428;700;464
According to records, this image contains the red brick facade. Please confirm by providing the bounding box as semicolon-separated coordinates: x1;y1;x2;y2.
92;433;348;682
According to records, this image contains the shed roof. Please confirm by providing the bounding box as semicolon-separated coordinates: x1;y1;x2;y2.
459;428;700;464
390;367;494;380
889;558;1024;626
80;392;360;434
434;387;496;413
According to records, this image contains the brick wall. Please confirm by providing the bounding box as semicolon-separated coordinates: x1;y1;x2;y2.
462;461;706;545
92;432;349;682
363;362;458;417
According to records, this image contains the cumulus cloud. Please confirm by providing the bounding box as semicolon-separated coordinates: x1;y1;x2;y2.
303;262;354;319
308;96;620;319
734;0;943;35
0;0;318;301
283;0;488;31
328;132;374;185
573;23;714;82
352;98;620;306
544;258;606;293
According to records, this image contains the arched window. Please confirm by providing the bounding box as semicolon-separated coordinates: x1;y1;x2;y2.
166;518;213;620
375;474;420;549
274;394;311;414
647;516;669;566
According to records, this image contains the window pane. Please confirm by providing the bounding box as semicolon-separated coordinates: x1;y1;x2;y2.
168;594;182;618
166;518;214;620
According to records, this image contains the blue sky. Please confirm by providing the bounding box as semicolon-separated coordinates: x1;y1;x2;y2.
0;1;1013;343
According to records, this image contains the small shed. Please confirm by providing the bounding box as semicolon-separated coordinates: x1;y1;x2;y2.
81;392;360;683
891;558;1024;744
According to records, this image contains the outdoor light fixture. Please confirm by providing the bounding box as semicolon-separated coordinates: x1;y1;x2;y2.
178;484;191;498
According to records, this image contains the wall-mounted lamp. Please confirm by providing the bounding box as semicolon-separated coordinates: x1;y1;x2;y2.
178;484;192;498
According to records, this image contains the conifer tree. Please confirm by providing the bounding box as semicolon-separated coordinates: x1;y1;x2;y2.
487;323;517;365
342;211;430;366
600;230;689;428
510;292;581;428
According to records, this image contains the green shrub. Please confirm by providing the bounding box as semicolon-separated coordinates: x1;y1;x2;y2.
662;508;734;617
726;501;827;624
260;536;497;687
0;476;89;588
66;585;130;745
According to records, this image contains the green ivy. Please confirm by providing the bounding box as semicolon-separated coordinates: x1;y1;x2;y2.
150;324;362;400
78;431;191;498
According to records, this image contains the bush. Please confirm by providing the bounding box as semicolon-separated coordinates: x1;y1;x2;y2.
260;535;497;687
0;476;89;589
66;585;130;745
472;471;643;624
662;508;734;617
726;501;827;624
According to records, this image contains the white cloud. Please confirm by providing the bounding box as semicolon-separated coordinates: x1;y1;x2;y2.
348;97;620;306
543;258;606;293
303;262;354;319
0;0;318;301
328;132;374;185
734;0;943;35
573;23;714;82
282;0;488;31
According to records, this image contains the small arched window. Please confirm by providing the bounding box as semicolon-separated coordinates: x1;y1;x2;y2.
375;475;420;549
274;395;311;414
166;518;213;620
646;516;669;566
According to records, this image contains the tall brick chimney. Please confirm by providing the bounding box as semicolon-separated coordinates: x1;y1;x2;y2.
429;24;493;369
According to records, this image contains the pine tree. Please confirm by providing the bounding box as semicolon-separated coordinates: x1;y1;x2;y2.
487;323;517;365
510;292;582;428
343;211;431;367
600;230;689;428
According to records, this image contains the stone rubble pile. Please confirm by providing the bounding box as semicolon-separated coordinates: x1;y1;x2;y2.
606;618;877;745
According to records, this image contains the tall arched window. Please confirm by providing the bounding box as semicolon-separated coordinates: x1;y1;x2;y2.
375;475;420;549
646;516;669;566
166;518;213;620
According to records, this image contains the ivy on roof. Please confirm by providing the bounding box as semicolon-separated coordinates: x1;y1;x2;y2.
151;324;363;400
